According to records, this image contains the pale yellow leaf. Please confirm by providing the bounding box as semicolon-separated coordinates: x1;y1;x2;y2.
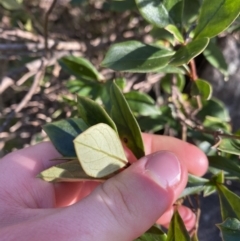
37;160;103;182
74;123;128;178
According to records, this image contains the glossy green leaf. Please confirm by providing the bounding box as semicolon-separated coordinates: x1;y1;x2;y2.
137;114;165;132
74;123;128;178
43;118;88;157
156;65;186;74
169;38;209;66
110;81;145;159
217;218;240;241
216;184;240;220
37;160;103;182
77;95;117;132
188;174;209;184
203;116;231;132
166;210;190;241
212;171;225;184
161;74;185;94
191;79;212;100
182;0;200;26
203;41;228;77
209;156;240;179
230;138;240;150
0;0;21;10
165;24;184;43
203;185;217;197
66;80;102;99
115;78;127;90
179;186;205;198
135;0;184;28
59;56;103;82
101;41;174;72
179;174;209;198
124;91;160;116
150;27;174;43
194;0;240;39
218;139;240;156
134;225;167;241
197;98;230;122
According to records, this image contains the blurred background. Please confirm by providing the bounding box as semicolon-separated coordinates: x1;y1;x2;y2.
1;1;240;240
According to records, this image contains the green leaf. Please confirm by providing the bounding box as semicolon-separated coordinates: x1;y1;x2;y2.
0;0;22;10
59;56;103;82
115;78;127;90
194;0;240;39
110;81;145;159
170;38;209;66
188;174;209;184
124;91;161;116
137;114;165;132
150;27;175;43
134;225;167;241
216;184;240;220
197;98;230;122
102;41;174;72
209;156;240;179
182;0;200;27
43;118;88;157
74;123;128;178
203;116;231;132
191;79;212;100
165;24;184;43
218;139;240;156
166;210;190;241
156;65;186;74
179;174;209;198
179;186;205;198
161;74;185;94
203;41;228;77
217;218;240;241
37;160;103;182
77;95;117;132
66;80;102;99
135;0;184;28
190;233;199;241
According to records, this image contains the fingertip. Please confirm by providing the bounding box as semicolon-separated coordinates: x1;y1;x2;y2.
185;143;208;176
142;133;209;177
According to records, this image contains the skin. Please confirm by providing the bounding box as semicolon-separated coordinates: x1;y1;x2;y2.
0;133;208;241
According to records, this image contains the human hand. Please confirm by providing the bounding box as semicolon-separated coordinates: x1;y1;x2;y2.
0;133;208;241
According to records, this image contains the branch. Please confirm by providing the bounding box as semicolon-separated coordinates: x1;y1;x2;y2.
0;51;82;94
44;0;58;56
0;62;45;133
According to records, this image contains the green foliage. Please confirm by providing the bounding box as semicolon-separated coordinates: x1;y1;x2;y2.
135;225;167;241
169;38;209;66
217;218;240;241
0;0;22;10
194;0;240;39
166;210;190;241
191;79;212;100
101;41;174;72
110;81;145;159
35;0;240;240
43;118;88;157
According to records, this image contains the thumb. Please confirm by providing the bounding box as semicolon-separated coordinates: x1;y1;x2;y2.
3;151;186;241
66;151;187;241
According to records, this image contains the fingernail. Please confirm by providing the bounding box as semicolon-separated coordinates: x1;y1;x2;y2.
145;151;181;189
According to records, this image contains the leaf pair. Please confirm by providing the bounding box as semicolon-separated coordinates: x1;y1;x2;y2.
39;81;145;181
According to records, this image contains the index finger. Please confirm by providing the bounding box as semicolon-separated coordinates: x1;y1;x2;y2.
142;133;208;177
